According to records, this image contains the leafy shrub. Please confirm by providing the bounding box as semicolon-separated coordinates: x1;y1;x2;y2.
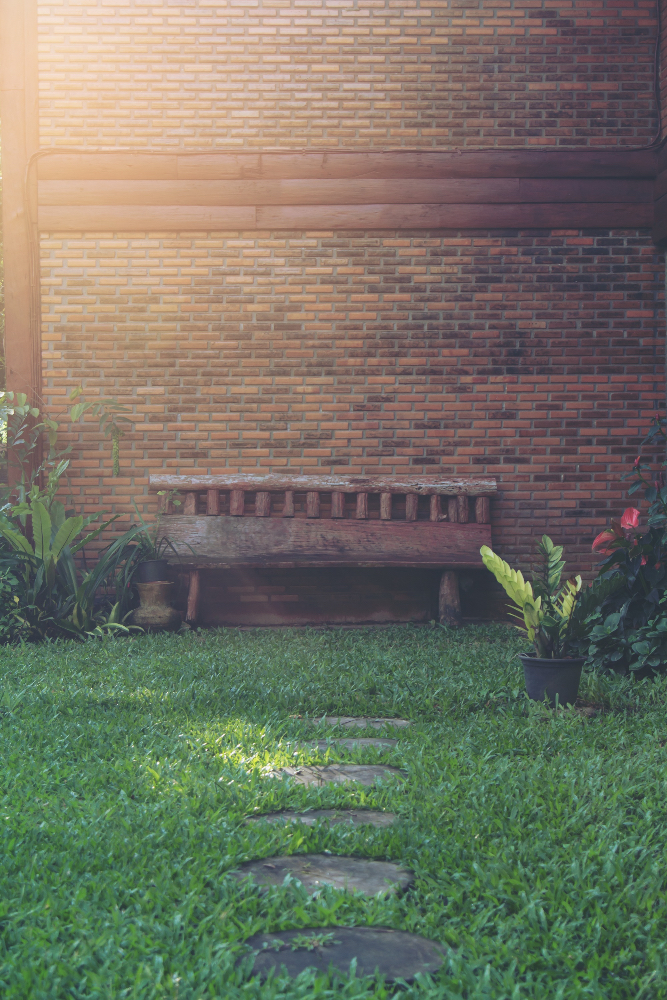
0;500;143;642
0;564;21;642
481;535;585;657
0;391;143;643
584;416;667;675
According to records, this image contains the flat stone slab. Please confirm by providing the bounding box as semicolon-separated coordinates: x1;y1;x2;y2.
243;927;445;983
309;738;398;751
301;716;411;730
232;855;413;896
245;809;397;828
267;764;405;787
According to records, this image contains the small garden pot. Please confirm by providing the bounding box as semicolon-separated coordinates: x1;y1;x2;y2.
133;581;181;633
519;655;585;708
136;559;170;583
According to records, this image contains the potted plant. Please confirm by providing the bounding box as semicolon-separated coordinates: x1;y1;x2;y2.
480;536;586;706
127;493;191;632
132;491;183;582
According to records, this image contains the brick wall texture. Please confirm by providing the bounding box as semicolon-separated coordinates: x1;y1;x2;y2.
39;0;659;148
34;1;665;622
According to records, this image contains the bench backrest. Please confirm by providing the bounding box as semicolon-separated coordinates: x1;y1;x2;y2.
147;474;496;568
149;474;496;523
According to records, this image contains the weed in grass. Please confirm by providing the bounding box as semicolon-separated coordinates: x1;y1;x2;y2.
0;625;666;997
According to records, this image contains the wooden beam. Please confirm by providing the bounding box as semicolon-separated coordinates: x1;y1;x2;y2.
161;515;492;568
255;202;653;231
149;473;497;495
38;204;256;231
39;201;652;232
37;177;654;207
37;148;658;181
653;174;667;245
0;0;39;402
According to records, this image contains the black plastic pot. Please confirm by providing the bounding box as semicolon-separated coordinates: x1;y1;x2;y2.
136;559;170;583
519;655;585;708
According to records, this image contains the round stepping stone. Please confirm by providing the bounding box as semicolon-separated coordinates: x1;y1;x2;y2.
245;809;396;828
242;926;444;983
232;855;412;896
310;738;398;751
267;764;404;787
302;716;411;730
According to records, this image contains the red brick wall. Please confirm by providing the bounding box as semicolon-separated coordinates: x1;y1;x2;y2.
38;0;658;149
34;0;664;623
41;228;663;589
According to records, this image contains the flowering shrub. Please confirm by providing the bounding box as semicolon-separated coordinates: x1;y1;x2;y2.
584;418;667;675
592;507;643;559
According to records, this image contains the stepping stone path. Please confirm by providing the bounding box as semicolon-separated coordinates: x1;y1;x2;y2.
267;764;404;787
240;716;442;982
242;927;444;983
245;809;396;828
233;854;412;896
301;716;411;730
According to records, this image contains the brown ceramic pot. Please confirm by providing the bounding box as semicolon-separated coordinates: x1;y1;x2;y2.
133;581;181;633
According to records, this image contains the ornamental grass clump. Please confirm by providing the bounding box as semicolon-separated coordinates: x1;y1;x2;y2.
481;536;585;658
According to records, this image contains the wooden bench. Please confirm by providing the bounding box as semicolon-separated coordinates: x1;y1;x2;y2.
148;474;497;627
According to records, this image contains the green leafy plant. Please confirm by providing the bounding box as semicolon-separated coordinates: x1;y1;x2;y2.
0;391;70;513
131;490;191;562
69;387;133;477
0;499;143;641
481;537;583;658
580;418;667;675
0;387;133;510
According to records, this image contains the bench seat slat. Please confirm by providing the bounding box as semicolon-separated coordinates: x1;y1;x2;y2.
206;489;219;515
163;516;491;568
230;490;245;516
331;491;344;518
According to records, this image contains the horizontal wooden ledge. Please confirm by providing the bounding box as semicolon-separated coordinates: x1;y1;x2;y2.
36;149;658;182
38;178;654;207
149;473;498;495
653;185;667;245
39;202;654;231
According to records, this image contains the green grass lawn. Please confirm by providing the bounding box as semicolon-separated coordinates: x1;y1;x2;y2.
1;624;667;999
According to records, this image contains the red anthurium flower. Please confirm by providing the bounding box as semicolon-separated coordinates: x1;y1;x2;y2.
619;507;640;530
640;555;648;566
592;528;618;555
633;456;642;468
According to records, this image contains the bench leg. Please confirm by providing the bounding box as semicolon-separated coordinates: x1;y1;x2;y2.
439;570;462;626
186;569;200;625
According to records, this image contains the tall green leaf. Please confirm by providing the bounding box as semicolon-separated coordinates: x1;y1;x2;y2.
0;525;34;555
31;502;52;561
51;516;84;561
